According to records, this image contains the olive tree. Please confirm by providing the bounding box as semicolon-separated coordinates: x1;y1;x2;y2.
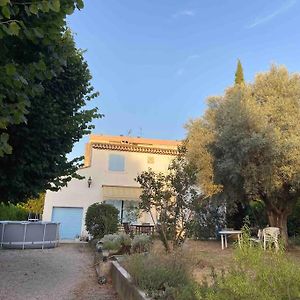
186;66;300;245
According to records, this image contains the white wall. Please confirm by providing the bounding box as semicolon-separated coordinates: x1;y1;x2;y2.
43;147;175;234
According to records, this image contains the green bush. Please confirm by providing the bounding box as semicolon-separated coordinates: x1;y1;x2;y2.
288;197;300;237
0;202;28;221
124;253;200;300
131;234;152;253
201;245;300;300
85;203;119;239
188;199;225;240
226;201;268;232
100;233;131;252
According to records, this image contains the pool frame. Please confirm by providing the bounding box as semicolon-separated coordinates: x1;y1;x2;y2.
0;221;60;249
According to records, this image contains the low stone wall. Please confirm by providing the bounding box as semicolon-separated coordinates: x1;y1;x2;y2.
110;261;151;300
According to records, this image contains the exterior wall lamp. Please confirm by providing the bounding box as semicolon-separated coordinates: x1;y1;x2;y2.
87;176;92;188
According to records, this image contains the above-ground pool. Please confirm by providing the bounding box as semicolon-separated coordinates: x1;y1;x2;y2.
0;221;60;249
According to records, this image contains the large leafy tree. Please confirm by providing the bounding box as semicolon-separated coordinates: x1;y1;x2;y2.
0;31;100;203
187;66;300;245
0;0;84;156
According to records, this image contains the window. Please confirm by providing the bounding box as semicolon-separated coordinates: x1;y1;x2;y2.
108;154;125;172
123;201;139;223
104;200;139;223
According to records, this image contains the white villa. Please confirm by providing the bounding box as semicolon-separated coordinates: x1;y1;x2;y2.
43;134;180;239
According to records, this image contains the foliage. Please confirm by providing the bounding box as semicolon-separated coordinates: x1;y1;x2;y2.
288;197;300;237
85;203;119;239
188;198;226;240
225;202;247;230
99;233;131;253
124;253;199;300
17;193;45;214
186;65;300;245
136;146;200;252
247;200;268;228
225;200;268;231
201;241;300;300
234;59;244;85
124;202;141;224
131;234;152;253
0;30;100;203
0;202;27;220
0;0;84;156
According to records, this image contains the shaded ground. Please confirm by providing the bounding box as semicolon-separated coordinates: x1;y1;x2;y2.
0;243;118;300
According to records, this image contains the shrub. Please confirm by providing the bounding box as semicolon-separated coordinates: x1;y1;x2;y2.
100;233;131;253
0;202;28;221
100;234;120;251
188;199;225;240
226;201;268;231
17;193;45;214
131;234;152;253
124;253;200;299
85;203;119;239
288;197;300;237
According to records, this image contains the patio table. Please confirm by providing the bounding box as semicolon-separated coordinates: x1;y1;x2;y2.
219;230;242;250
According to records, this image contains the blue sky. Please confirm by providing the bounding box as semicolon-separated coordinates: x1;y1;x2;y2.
67;0;300;158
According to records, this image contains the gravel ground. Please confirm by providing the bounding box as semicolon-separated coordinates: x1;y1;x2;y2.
0;243;118;300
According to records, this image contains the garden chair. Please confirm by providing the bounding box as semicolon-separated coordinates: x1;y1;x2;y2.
250;229;263;246
122;222;133;235
263;227;280;251
141;223;151;234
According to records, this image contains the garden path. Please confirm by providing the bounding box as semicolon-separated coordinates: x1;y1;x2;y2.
0;243;118;300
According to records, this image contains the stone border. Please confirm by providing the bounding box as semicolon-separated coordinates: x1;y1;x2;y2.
110;261;151;300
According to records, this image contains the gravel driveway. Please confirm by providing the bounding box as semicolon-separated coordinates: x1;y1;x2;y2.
0;243;118;300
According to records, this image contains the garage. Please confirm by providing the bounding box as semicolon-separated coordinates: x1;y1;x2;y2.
51;207;83;239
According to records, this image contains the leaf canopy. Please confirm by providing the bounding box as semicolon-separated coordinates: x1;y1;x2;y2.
187;65;300;213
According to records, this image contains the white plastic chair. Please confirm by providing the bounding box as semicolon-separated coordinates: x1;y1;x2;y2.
263;227;280;251
250;229;263;246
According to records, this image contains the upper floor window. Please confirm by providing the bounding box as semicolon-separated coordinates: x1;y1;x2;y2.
108;154;125;172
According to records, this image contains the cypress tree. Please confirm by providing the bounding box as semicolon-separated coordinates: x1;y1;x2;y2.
235;59;245;85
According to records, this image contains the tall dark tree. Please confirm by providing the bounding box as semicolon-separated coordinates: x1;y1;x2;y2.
0;0;84;156
235;59;245;85
0;31;101;203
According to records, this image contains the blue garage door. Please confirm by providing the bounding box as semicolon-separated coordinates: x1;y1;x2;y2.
52;207;83;239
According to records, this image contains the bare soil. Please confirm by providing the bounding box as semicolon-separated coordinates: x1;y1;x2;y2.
0;243;118;300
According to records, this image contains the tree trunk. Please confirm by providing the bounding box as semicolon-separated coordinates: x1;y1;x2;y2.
266;209;289;246
157;223;171;253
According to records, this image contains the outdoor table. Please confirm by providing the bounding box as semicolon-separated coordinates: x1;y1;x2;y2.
219;230;242;250
132;224;155;235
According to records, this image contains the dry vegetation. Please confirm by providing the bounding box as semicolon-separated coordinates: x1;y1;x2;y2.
151;239;300;284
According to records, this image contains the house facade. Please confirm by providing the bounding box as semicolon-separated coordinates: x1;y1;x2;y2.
43;134;180;239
